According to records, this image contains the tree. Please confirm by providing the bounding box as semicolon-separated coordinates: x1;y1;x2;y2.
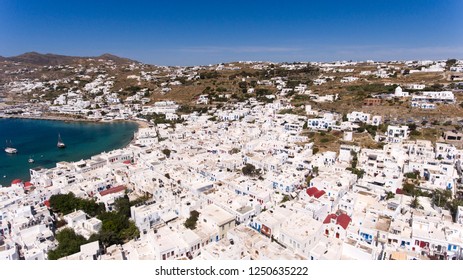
47;228;88;260
408;123;417;131
402;182;416;196
230;147;240;154
347;167;365;179
432;189;452;208
312;166;319;176
410;197;420;209
161;148;171;158
242;163;258;176
49;193;104;217
386;191;395;200
303;122;308;130
306;175;313;186
120;221;140;241
184;210;200;230
49;193;78;215
404;172;418;180
449;199;463;222
342;114;348;122
114;196;131;218
446;59;457;69
351;151;358;169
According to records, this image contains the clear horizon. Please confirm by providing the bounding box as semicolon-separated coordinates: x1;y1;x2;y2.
1;0;462;66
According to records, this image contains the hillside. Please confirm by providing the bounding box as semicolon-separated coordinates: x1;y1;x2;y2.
0;54;462;125
4;52;137;66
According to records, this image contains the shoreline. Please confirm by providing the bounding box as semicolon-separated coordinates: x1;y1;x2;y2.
1;115;149;186
0;114;151;129
1;113;151;160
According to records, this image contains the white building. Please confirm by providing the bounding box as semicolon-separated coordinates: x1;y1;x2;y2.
405;84;426;90
386;125;409;143
393;86;409;97
411;91;455;104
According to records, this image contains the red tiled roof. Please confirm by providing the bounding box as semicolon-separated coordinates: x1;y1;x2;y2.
314;190;326;199
336;213;352;230
24;182;33;187
323;213;337;224
395;188;403;194
44;200;50;208
306;187;319;197
323;213;351;230
99;185;126;196
11;179;22;184
123;160;131;164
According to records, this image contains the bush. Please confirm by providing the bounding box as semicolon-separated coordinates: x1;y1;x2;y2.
280;195;291;204
320;138;330;143
255;88;272;96
410;130;421;136
408;123;417;131
404;172;418;179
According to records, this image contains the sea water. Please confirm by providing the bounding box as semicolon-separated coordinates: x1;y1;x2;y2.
0;118;138;186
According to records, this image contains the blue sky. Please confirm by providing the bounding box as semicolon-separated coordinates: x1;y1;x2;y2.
0;0;462;65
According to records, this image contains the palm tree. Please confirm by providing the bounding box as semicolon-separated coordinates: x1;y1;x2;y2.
410;197;420;209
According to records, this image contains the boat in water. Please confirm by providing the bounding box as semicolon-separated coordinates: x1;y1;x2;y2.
4;140;17;154
57;133;66;149
28;156;34;163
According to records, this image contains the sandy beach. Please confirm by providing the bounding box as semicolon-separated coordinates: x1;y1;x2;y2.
125;119;151;129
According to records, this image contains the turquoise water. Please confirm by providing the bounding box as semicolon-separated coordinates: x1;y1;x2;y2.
0;118;138;186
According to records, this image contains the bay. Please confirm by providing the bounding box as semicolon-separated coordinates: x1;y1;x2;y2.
0;118;138;186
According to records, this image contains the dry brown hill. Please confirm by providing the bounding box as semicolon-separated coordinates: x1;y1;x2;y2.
4;52;137;66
